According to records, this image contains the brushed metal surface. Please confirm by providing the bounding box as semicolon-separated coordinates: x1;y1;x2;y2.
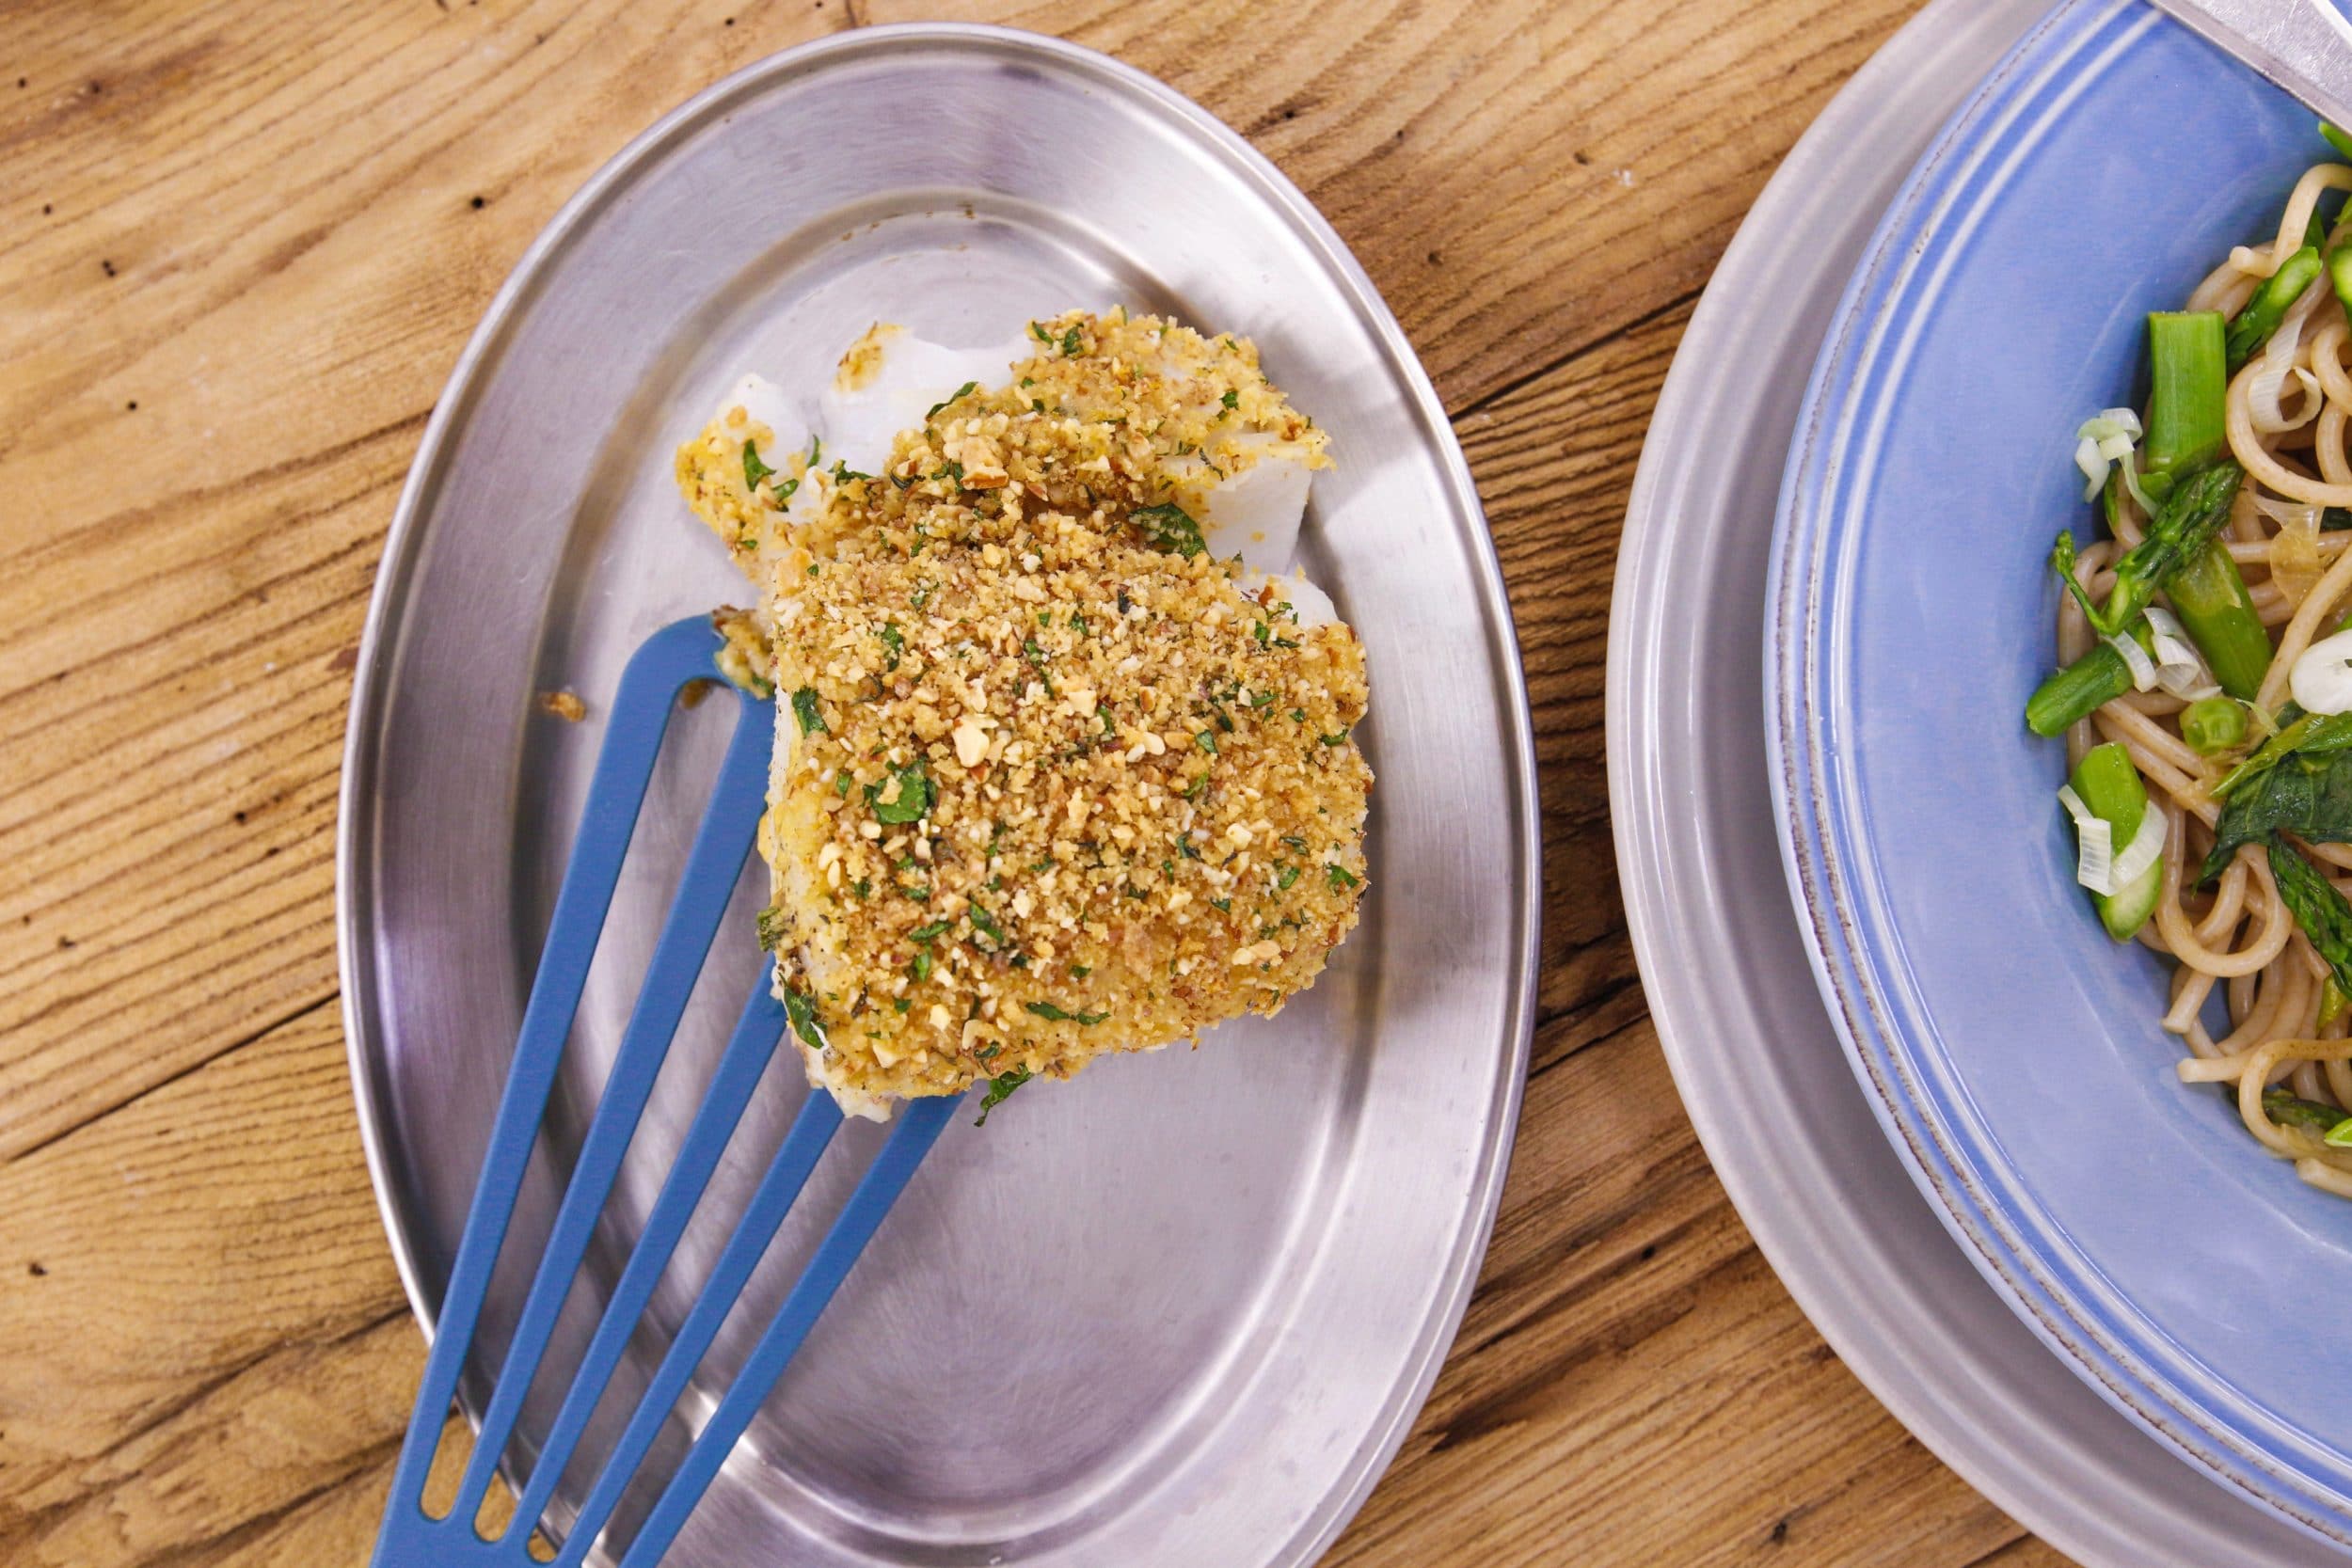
336;24;1537;1568
2145;0;2352;130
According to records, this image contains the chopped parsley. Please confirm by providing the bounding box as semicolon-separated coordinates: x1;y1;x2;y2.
1325;863;1361;891
742;438;775;490
1278;864;1301;890
975;1066;1031;1125
831;459;869;484
755;906;787;952
1060;324;1084;356
1196;731;1218;754
968;901;1007;947
1025;1000;1110;1025
907;918;954;943
1220;388;1239;409
1132;501;1206;559
926;381;977;420
1320;730;1351;746
866;762;933;824
850;878;871;900
790;686;825;736
909;947;933;983
878;622;904;671
1068;964;1091;979
782;988;827;1050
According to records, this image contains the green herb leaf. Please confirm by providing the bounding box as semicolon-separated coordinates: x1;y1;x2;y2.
1023;1000;1110;1025
1196;731;1218;754
975;1066;1032;1126
755;906;787;952
743;439;775;491
866;762;934;825
926;381;978;420
790;687;825;736
1325;863;1361;891
1277;864;1300;890
1060;325;1084;356
1132;502;1206;559
909;947;933;983
879;623;905;671
2205;741;2352;879
782;987;828;1050
968;901;1007;947
1220;388;1239;409
909;918;952;943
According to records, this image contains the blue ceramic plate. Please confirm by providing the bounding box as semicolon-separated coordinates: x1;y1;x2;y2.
1771;0;2352;1548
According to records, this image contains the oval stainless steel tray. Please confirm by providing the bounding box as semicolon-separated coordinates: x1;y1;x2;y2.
336;24;1537;1567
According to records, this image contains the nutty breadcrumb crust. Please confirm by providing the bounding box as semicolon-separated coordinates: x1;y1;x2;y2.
679;309;1369;1109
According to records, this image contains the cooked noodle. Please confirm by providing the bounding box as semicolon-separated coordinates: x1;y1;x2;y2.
2063;169;2352;1192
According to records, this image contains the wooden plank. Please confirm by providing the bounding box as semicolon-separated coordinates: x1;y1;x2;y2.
861;0;1926;409
0;0;858;1159
0;1006;403;1535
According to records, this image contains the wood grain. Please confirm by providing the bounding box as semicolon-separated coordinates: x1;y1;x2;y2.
0;0;2106;1563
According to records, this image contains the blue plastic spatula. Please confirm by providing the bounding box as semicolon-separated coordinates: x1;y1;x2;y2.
369;616;961;1568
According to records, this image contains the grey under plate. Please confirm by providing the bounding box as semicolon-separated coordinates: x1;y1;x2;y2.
1609;0;2346;1562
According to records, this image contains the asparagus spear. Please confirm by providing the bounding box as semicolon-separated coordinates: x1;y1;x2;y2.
2263;1085;2349;1136
2025;620;2152;738
2227;245;2323;372
2330;245;2352;324
2268;839;2352;1000
2056;462;2245;640
2164;540;2271;700
2144;312;2228;484
2137;312;2272;699
2068;743;2162;940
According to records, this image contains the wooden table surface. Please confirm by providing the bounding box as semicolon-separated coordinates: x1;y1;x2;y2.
0;1;2083;1562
